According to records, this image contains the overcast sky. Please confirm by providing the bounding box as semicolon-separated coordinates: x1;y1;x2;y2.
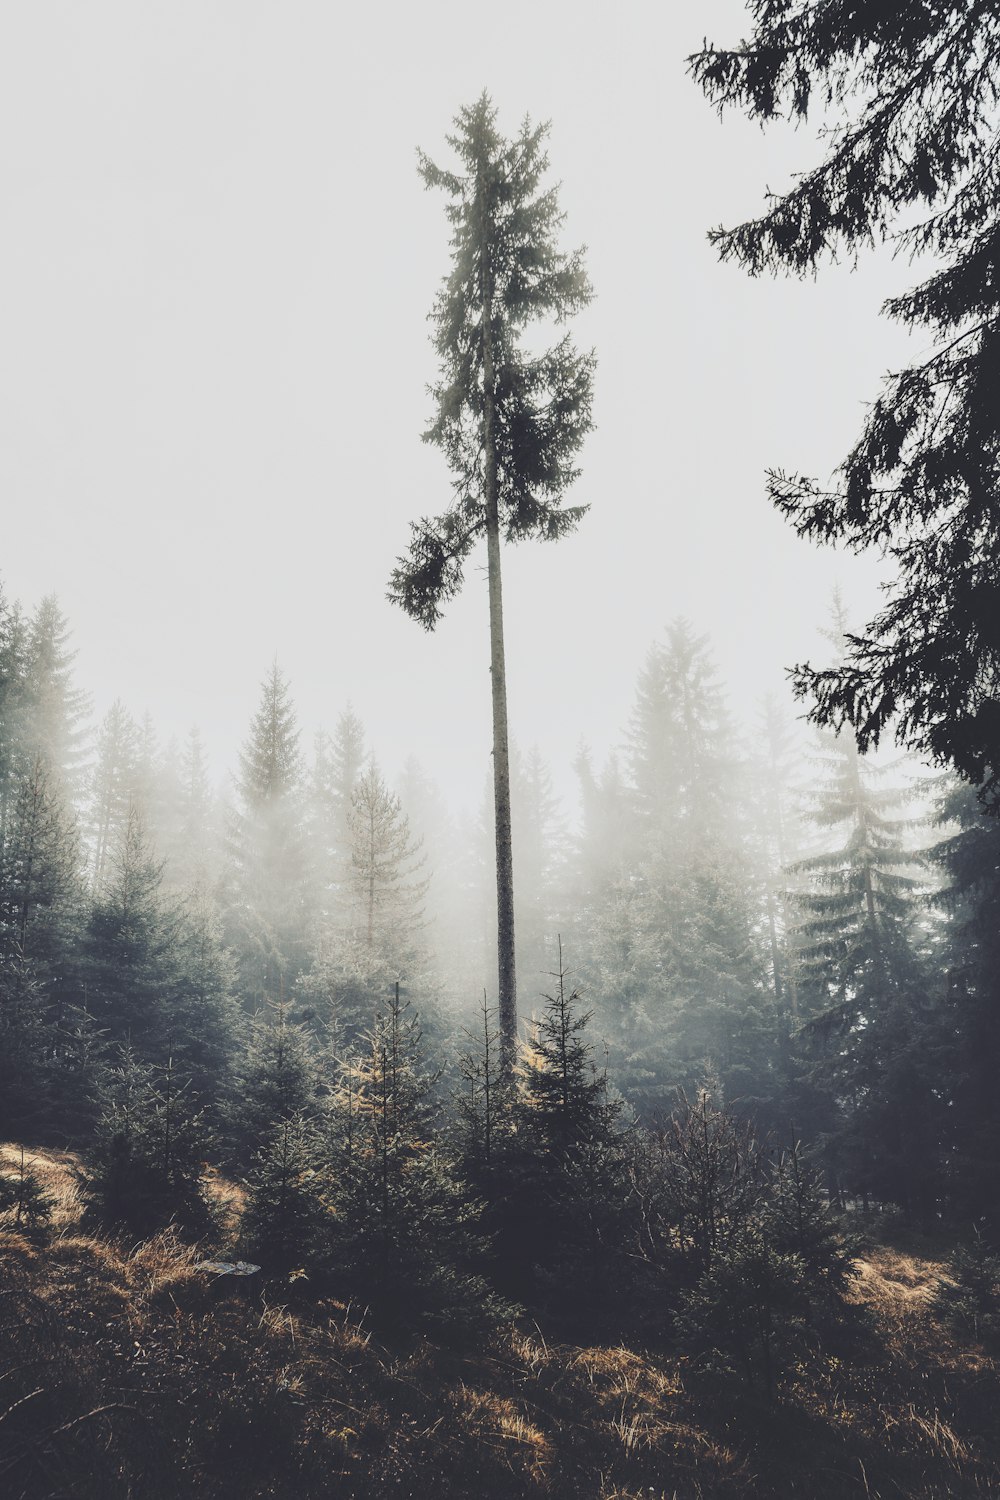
1;1;922;814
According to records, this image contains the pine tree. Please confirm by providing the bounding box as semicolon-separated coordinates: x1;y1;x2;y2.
640;1087;766;1280
230;1000;318;1170
673;1225;809;1400
930;782;1000;1225
493;949;632;1329
572;745;631;909
22;594;89;793
618;623;768;1112
225;663;311;1011
159;726;218;889
933;1230;1000;1350
0;590;30;878
628;619;731;846
691;8;1000;802
85;1046;212;1238
171;885;238;1115
0;750;81;967
455;991;513;1184
309;705;366;902
329;987;506;1335
346;763;427;957
0;1146;52;1233
791;727;940;1218
0;955;52;1139
89;701;141;896
389;94;595;1067
301;763;431;1049
511;745;567;998
395;757;472;1002
240;1114;328;1279
85;801;177;1057
748;697;805;1026
765;1140;855;1304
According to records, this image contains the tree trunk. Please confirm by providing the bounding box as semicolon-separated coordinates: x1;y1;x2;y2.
480;174;517;1071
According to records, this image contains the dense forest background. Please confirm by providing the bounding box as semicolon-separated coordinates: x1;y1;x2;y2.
3;580;997;1255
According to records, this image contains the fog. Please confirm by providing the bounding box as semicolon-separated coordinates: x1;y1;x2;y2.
1;0;921;819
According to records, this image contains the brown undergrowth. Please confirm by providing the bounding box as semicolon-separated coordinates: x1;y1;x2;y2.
1;1148;998;1499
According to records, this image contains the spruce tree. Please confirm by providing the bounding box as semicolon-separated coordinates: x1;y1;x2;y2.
455;991;512;1185
765;1140;855;1304
89;702;142;895
240;1114;328;1279
0;1146;52;1233
496;949;632;1329
230;1000;318;1170
225;662;311;1011
691;7;1000;802
572;746;631;910
301;763;431;1050
0;750;81;968
389;93;595;1067
346;762;427;957
85;1046;212;1238
85;801;177;1058
619;623;768;1112
791;727;940;1218
159;726;218;890
309;705;366;903
329;988;505;1335
930;782;1000;1225
511;745;567;998
22;594;89;794
0;955;52;1139
171;885;238;1117
0;587;30;867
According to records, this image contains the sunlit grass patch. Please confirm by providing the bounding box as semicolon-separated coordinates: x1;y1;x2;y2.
0;1141;83;1230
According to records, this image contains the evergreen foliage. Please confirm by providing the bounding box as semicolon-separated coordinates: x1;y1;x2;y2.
85;1047;212;1238
240;1114;328;1280
488;952;633;1330
85;802;176;1057
790;718;940;1219
309;706;366;901
933;1231;1000;1351
328;988;507;1336
225;662;311;1012
930;782;1000;1225
0;1146;52;1232
230;1001;318;1170
389;92;595;1065
674;1225;810;1399
766;1140;856;1304
637;1087;766;1280
691;6;1000;802
89;702;141;896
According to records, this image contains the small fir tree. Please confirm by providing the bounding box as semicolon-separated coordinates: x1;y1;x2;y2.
494;947;633;1329
240;1114;328;1280
329;987;507;1336
765;1140;855;1304
0;1146;52;1233
230;1000;318;1171
85;1047;212;1238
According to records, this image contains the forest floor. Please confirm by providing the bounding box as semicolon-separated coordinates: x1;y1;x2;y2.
1;1144;999;1499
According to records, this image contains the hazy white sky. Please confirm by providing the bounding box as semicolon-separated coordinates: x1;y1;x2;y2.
2;1;921;813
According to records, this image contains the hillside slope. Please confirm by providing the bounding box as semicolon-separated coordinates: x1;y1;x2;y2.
1;1146;998;1499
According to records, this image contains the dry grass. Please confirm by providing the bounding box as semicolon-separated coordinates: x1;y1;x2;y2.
0;1141;84;1230
1;1163;999;1499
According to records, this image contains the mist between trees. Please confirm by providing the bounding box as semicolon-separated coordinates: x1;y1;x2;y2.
2;576;996;1263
